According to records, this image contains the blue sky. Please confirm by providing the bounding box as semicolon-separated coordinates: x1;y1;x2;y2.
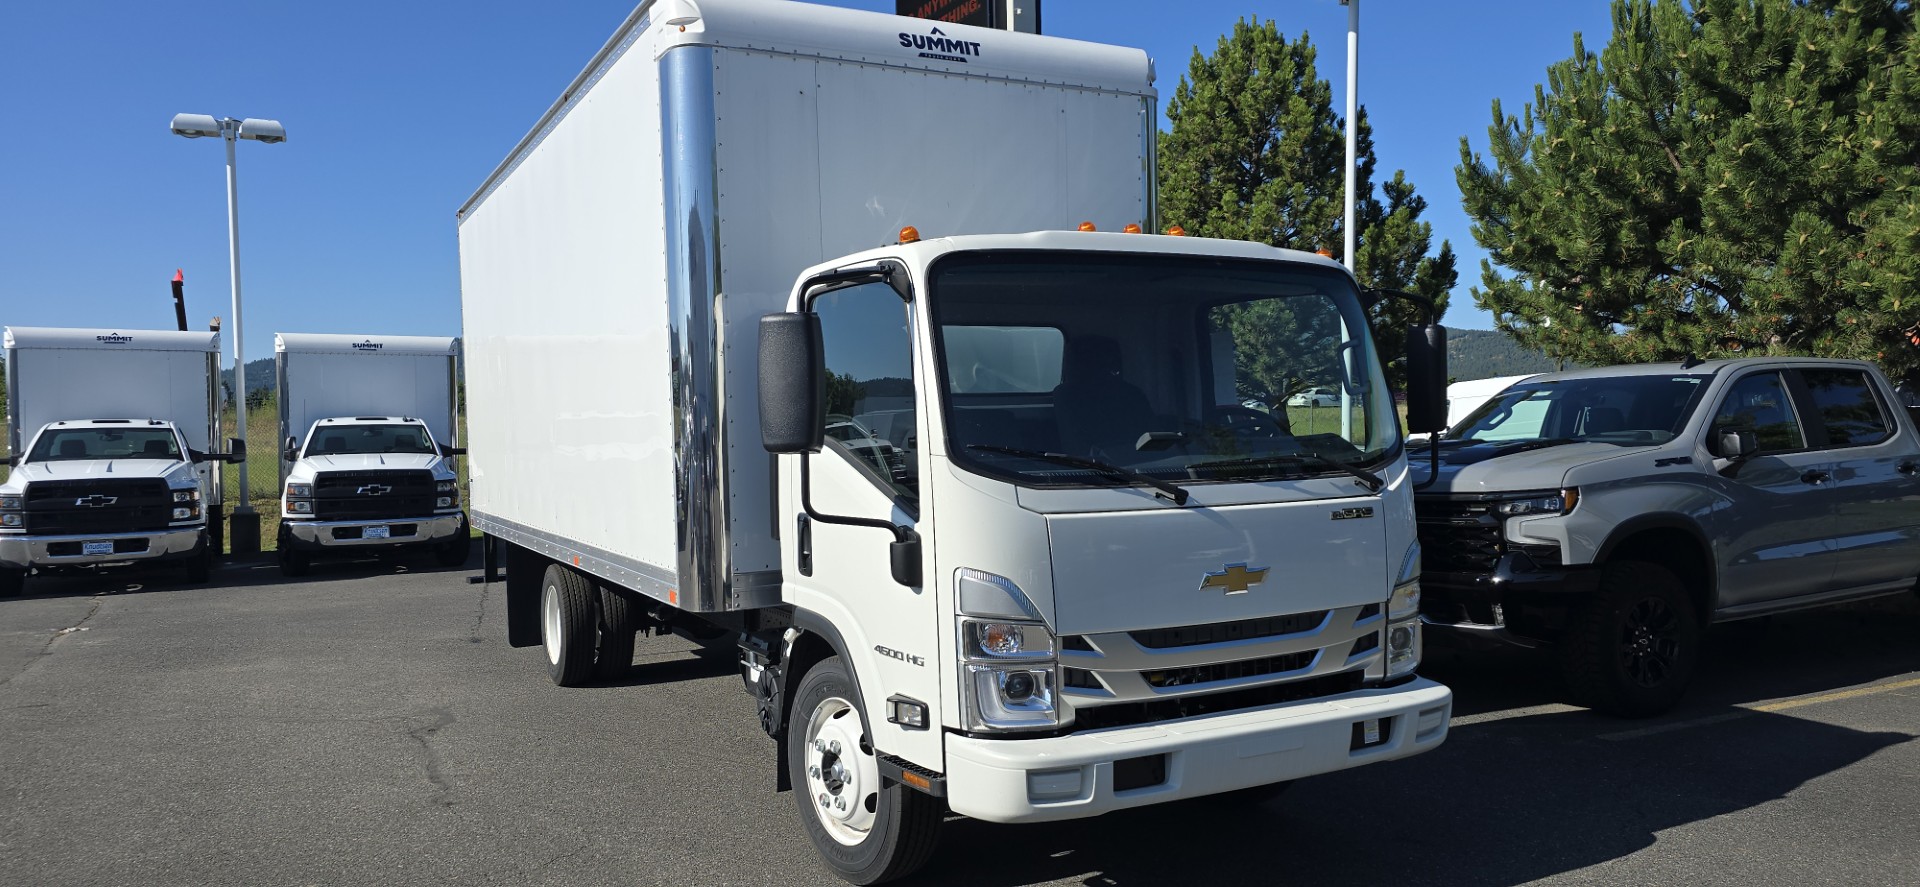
0;1;1615;362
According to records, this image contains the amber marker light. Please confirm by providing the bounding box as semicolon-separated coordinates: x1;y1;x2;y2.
1078;221;1097;232
899;226;921;244
1315;248;1334;258
1165;225;1187;236
1122;223;1142;234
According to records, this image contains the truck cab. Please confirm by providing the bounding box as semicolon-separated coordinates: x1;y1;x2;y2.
276;417;468;575
1;419;219;595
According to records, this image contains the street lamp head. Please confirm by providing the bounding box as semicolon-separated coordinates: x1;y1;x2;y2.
237;118;286;144
170;113;223;139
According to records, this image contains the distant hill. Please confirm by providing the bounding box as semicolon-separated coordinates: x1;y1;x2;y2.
1446;328;1569;382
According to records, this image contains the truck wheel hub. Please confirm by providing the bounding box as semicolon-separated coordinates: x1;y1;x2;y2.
803;695;877;845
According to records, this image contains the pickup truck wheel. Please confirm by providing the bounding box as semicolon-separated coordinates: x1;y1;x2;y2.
278;539;311;578
0;568;24;598
184;538;212;584
541;564;597;686
789;656;941;885
432;527;472;568
1561;561;1700;718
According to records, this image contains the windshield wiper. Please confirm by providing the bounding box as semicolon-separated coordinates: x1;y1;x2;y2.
964;444;1191;505
1199;452;1384;493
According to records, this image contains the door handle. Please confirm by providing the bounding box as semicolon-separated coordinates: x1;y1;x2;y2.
1800;470;1831;485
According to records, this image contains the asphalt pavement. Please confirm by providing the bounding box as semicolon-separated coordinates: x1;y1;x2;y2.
3;554;1917;886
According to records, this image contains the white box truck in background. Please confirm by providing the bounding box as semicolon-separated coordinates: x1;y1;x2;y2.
1;326;244;596
273;333;467;576
458;2;1453;882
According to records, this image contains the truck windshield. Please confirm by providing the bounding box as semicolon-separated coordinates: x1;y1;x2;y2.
1447;375;1709;445
930;252;1396;489
305;424;436;456
29;427;181;462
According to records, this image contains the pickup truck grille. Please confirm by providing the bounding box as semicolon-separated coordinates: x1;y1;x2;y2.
22;478;174;534
1415;496;1503;574
312;470;436;521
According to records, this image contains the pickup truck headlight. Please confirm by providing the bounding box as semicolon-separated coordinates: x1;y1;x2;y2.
172;489;199;503
1;495;21;528
286;483;312;499
435;480;459;508
957;569;1061;731
1495;489;1578;516
1385;573;1423;678
171;506;200;521
0;513;21;528
2;495;25;511
285;482;313;515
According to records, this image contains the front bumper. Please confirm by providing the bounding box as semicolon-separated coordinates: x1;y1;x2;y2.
1421;551;1602;649
0;525;205;570
943;677;1451;823
282;513;464;550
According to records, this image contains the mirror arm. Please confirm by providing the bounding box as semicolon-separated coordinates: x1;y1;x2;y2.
795;454;921;586
1412;436;1442;491
1370;288;1438;325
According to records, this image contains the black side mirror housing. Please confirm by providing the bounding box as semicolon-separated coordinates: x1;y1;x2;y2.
284;436;300;464
224;438;247;464
439;443;467;457
759;312;826;454
1404;324;1449;435
890;530;923;588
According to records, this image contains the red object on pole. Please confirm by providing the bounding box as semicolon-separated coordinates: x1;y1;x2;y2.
171;269;189;332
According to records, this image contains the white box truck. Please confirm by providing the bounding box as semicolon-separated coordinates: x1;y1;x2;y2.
457;2;1454;882
1;326;244;596
272;333;468;576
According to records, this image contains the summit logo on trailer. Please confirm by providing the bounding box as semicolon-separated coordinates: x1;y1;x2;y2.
96;333;134;345
352;340;384;351
898;27;982;64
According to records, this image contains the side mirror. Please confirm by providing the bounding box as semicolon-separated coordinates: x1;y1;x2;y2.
5;453;16;467
759;312;826;454
1714;427;1758;460
284;436;300;464
224;438;248;464
1404;324;1449;434
890;530;923;588
439;443;468;457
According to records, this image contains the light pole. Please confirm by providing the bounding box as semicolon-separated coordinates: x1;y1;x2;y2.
1340;0;1358;273
170;113;286;555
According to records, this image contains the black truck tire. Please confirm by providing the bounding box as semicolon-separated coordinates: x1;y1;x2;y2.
184;536;212;584
789;655;942;885
1560;561;1701;718
541;563;598;687
594;585;638;679
433;524;472;568
0;568;24;598
277;527;312;578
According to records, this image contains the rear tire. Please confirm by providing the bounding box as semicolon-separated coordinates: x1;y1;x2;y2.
1560;561;1700;718
594;585;638;679
541;564;598;687
0;568;24;598
789;656;941;885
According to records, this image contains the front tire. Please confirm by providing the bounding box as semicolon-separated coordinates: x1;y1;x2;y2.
184;536;212;584
0;568;24;598
541;564;597;686
277;527;312;578
789;656;941;885
432;521;472;568
1560;561;1701;718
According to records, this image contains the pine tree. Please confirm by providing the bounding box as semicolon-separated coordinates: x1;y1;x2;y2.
1458;0;1920;383
1160;18;1456;392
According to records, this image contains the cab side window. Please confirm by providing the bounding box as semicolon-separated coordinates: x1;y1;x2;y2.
813;282;919;504
1799;368;1891;447
1713;371;1805;453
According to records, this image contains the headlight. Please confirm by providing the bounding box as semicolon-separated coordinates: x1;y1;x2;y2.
1;495;24;510
1389;578;1421;621
1386;617;1422;678
1495;489;1578;517
285;483;312;499
435;480;456;493
436;496;454;508
172;506;200;521
289;500;313;515
0;513;21;528
956;569;1061;731
172;489;199;503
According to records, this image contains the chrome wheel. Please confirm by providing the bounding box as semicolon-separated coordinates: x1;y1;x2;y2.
542;581;562;665
802;695;879;847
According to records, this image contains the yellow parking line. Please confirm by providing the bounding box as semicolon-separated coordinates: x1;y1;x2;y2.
1598;674;1920;742
1749;675;1920;714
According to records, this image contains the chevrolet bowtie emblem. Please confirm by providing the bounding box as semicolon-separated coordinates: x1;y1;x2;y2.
75;494;118;507
356;484;392;496
1200;563;1269;595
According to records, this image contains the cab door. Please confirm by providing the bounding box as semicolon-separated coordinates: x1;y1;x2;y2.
1706;369;1839;608
1791;367;1920;592
777;278;943;768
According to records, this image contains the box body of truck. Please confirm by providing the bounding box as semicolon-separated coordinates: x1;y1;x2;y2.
457;0;1155;612
271;333;468;573
1;327;229;588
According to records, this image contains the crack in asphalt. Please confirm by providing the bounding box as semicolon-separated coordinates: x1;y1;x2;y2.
405;707;459;807
468;580;488;644
1;593;109;687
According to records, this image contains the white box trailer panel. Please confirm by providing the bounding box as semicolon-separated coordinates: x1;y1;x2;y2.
3;326;224;495
457;0;1155;611
274;333;460;482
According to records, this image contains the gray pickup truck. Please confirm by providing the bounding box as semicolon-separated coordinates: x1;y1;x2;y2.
1413;357;1920;716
